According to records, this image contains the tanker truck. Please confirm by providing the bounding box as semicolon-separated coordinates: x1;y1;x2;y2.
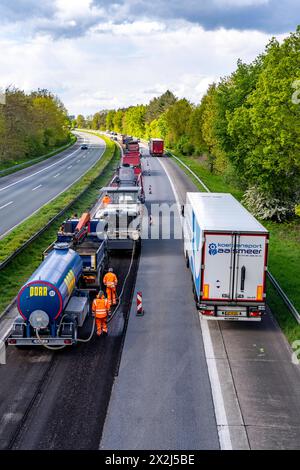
8;244;94;346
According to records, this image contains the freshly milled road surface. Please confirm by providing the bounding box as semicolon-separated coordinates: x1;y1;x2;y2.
0;131;105;238
0;253;138;450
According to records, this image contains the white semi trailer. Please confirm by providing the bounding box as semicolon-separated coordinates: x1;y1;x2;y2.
183;193;269;321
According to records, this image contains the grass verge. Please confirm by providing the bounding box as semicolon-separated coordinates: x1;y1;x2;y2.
171;153;300;345
0;134;116;264
0;137;120;314
0;134;77;177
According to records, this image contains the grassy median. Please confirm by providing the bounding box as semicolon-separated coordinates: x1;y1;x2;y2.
0;135;120;314
171;153;300;345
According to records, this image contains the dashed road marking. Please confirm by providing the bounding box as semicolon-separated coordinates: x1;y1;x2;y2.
0;147;81;193
0;201;13;210
32;185;42;191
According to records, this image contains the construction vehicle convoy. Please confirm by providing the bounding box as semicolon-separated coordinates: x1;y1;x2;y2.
183;193;269;321
7;136;145;347
7;134;271;349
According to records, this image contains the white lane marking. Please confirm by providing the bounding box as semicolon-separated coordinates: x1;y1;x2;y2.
53;173;60;178
156;155;232;450
0;138;107;240
0;201;13;210
170;153;210;192
200;316;232;450
0;146;82;193
32;185;42;191
157;157;182;215
67;165;72;170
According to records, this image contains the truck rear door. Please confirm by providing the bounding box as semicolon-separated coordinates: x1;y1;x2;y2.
234;234;268;302
202;233;235;301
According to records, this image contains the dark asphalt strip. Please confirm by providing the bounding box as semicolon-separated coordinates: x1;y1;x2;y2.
0;252;139;450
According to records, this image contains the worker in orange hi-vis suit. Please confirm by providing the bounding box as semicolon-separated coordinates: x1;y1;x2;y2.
103;268;118;308
92;291;109;336
102;193;112;206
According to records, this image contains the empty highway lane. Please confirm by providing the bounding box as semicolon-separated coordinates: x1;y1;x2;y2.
0;131;106;238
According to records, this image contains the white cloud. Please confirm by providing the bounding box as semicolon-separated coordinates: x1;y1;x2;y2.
214;0;269;6
0;18;287;115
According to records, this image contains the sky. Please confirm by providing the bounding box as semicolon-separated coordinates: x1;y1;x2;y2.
0;0;298;115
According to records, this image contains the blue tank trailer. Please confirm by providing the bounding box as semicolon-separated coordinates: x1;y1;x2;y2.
8;215;109;347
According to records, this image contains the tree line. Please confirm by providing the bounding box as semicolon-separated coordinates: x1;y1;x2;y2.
75;28;300;221
0;88;71;164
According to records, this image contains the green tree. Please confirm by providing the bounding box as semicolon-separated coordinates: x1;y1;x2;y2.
106;110;116;131
228;31;300;201
164;99;193;148
145;90;177;123
76;114;86;129
113;109;125;133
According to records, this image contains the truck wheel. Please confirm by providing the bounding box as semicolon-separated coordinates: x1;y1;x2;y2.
192;282;198;303
186;253;189;269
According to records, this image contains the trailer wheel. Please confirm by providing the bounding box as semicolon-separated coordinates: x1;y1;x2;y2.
185;253;189;269
192;281;198;303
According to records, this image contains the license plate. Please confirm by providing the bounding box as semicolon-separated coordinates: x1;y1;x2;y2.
225;311;240;316
32;339;49;344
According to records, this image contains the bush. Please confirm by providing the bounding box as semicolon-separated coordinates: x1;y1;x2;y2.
242;187;295;222
176;136;194;155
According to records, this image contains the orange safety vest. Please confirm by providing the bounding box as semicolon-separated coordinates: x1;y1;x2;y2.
102;196;111;205
103;272;118;288
92;297;108;318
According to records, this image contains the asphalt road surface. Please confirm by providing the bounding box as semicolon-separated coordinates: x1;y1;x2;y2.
0;131;106;239
1;144;300;450
101;147;300;450
101;148;220;450
152;155;300;450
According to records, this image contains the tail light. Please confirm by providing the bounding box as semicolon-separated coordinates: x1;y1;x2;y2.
83;276;96;284
202;310;215;316
8;339;16;345
64;339;72;345
249;311;261;318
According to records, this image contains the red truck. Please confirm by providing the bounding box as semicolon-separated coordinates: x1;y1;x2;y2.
126;141;140;152
149;138;164;156
122;152;142;176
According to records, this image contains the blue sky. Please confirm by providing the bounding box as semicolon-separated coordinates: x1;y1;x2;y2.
0;0;298;114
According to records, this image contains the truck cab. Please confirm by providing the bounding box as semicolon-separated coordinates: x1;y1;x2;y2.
95;187;144;250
